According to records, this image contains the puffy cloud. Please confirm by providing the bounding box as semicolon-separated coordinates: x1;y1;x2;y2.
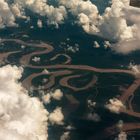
0;0;67;28
11;3;26;19
14;0;67;27
116;131;127;140
105;98;126;113
32;56;41;62
87;100;96;108
104;41;111;49
42;89;63;104
60;132;70;140
42;93;52;104
0;0;140;54
51;89;63;101
59;0;133;40
93;41;100;48
59;0;100;33
0;0;17;28
60;0;140;54
128;63;140;77
42;69;50;74
49;107;64;125
37;19;43;28
0;65;48;140
112;6;140;54
98;0;134;41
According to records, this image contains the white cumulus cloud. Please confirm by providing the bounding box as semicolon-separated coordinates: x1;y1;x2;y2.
0;0;140;54
0;65;48;140
105;98;125;113
0;0;17;28
49;107;64;125
59;0;140;54
0;0;67;28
